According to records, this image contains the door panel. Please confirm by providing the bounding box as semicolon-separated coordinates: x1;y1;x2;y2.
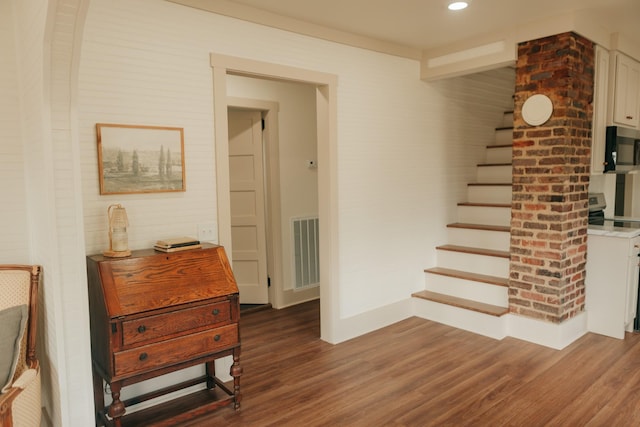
228;110;269;304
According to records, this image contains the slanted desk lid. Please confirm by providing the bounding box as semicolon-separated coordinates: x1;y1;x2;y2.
94;244;238;318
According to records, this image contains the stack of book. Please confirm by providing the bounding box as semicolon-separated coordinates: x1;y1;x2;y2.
154;237;202;253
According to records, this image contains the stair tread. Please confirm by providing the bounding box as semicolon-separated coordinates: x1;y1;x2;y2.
436;244;510;258
495;126;514;131
412;290;509;317
447;223;510;232
424;267;509;287
458;202;511;208
477;163;512;167
486;144;513;149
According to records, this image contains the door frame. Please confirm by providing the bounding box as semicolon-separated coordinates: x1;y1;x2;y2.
211;53;339;343
227;98;283;307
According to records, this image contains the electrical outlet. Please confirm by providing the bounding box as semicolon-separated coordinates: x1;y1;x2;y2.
197;222;218;243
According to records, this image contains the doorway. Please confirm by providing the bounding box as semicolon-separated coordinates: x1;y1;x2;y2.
211;53;338;343
226;77;321;309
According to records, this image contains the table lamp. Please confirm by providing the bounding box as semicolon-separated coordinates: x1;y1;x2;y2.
103;203;131;257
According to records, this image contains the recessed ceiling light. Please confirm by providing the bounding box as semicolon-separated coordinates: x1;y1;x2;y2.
448;1;469;11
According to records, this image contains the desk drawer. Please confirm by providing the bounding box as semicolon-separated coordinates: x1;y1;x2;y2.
122;301;231;346
114;323;238;377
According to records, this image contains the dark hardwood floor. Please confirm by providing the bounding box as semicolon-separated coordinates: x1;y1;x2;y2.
185;300;640;426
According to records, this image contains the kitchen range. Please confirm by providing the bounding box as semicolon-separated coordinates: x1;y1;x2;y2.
588;192;640;230
586;192;640;339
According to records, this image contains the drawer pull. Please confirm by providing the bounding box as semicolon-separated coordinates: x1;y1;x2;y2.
137;325;146;333
627;115;633;120
214;335;221;342
212;308;220;316
139;353;148;361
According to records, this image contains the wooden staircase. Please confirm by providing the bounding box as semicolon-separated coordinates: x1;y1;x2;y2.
413;111;513;339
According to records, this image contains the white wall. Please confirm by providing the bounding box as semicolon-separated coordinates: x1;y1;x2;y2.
78;4;219;254
10;0;96;425
8;1;64;425
337;66;515;318
78;0;432;319
0;0;29;262
226;75;319;294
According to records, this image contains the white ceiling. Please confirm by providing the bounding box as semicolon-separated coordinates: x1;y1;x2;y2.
221;0;640;51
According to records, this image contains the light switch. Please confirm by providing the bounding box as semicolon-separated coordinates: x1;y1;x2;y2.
197;222;218;243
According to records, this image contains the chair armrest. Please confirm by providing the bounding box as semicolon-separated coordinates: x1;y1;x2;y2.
1;366;41;427
11;368;37;390
0;386;22;422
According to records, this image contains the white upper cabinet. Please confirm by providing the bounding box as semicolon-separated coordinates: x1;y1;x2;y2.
610;51;640;129
591;45;609;175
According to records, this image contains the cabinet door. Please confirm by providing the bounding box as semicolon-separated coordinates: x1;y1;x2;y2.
613;53;640;128
592;45;609;174
625;238;640;328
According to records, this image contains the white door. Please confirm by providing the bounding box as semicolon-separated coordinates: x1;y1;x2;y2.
228;109;269;304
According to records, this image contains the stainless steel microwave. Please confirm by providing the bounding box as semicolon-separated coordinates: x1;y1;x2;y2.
604;126;640;173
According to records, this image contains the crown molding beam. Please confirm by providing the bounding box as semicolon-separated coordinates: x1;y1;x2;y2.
167;0;422;60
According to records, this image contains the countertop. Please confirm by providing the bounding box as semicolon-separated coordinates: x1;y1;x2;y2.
588;216;640;238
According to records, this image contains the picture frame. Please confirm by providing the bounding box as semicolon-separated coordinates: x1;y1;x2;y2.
96;123;186;195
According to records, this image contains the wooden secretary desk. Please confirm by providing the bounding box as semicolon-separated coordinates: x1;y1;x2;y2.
86;244;241;426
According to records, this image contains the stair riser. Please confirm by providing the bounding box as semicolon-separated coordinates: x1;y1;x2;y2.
413;298;507;340
492;128;513;146
447;228;510;251
502;112;514;128
467;185;512;204
436;250;509;277
425;273;509;307
457;206;511;227
476;165;512;183
486;146;512;164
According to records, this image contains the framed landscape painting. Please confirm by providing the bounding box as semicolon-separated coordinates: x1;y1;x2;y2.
96;123;185;195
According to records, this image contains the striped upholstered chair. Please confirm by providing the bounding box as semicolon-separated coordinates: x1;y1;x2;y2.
0;265;41;427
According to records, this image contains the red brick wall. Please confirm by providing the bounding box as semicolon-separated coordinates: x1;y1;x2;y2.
510;32;594;323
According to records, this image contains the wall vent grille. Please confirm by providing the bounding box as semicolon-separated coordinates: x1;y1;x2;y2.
292;216;319;289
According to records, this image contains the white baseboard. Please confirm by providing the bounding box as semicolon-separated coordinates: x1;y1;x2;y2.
411;298;587;348
331;298;413;344
507;311;588;350
331;297;589;349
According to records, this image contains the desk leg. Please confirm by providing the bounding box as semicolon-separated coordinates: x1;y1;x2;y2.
92;368;105;426
107;382;126;425
230;349;242;409
205;360;216;389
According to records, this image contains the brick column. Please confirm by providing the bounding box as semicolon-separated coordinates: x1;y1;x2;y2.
510;32;594;323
